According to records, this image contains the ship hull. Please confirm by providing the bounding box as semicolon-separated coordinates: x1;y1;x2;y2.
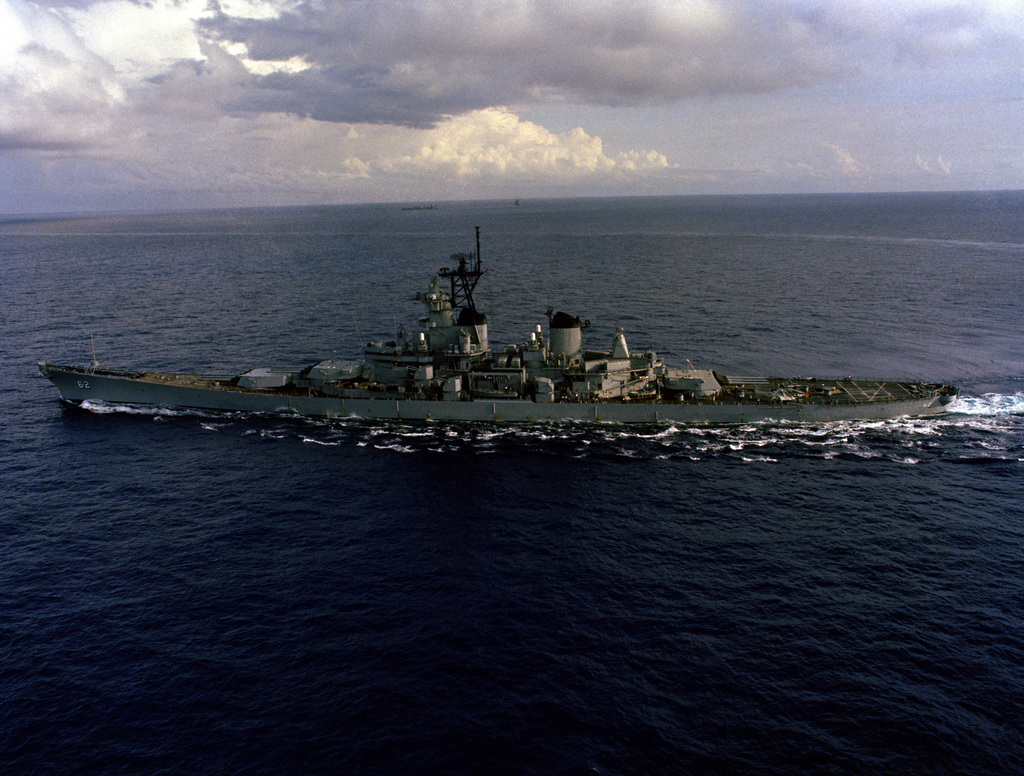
39;364;955;424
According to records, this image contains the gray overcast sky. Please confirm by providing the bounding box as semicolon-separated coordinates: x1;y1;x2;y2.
1;0;1022;214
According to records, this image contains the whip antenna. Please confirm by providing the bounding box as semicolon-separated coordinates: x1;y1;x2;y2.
89;332;100;372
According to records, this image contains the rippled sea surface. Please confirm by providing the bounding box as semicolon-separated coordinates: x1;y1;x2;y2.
3;193;1023;775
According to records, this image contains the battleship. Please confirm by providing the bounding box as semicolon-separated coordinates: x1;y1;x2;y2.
40;230;958;424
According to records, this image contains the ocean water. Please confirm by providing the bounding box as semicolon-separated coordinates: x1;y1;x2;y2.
2;193;1023;775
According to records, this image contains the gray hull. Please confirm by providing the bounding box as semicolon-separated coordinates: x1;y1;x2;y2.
39;364;955;424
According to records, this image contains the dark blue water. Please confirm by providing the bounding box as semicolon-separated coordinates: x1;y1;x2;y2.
3;193;1023;775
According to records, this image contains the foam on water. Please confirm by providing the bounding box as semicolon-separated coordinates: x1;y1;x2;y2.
950;391;1024;416
79;399;184;416
66;393;1024;465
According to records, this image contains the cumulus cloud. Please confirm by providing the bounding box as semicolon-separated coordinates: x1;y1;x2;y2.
916;154;952;174
0;0;127;151
827;143;865;176
137;107;670;192
63;0;207;79
384;108;671;179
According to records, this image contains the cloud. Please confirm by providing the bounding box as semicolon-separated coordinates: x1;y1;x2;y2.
381;108;668;178
201;0;823;126
916;154;952;174
141;107;672;192
5;0;1022;143
197;0;1023;126
1;1;677;188
62;0;207;80
0;105;672;213
1;0;1021;211
0;0;127;152
827;143;865;176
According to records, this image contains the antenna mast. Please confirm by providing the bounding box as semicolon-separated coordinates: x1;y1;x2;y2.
438;226;485;313
89;331;100;372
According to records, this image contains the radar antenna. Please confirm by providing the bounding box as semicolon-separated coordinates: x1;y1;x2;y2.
438;226;485;313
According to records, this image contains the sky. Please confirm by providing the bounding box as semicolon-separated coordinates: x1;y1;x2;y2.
1;0;1022;214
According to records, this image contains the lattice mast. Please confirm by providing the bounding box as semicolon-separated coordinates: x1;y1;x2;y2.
438;226;484;314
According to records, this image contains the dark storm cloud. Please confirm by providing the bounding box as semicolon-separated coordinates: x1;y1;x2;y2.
0;132;92;152
223;65;494;128
197;0;860;126
196;0;1019;128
